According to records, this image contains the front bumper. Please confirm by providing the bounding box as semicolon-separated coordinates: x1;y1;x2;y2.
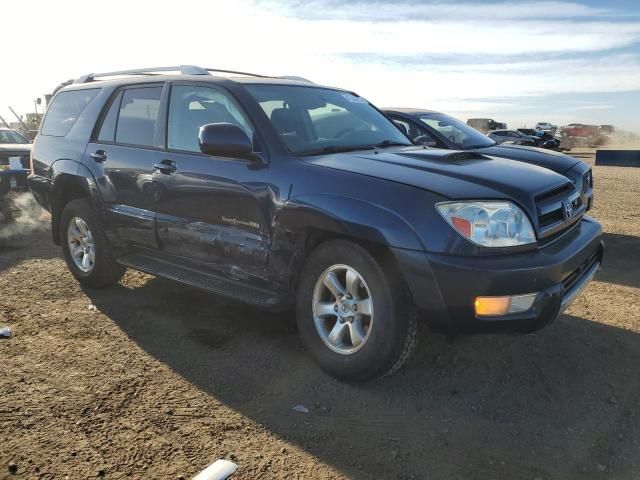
392;216;603;333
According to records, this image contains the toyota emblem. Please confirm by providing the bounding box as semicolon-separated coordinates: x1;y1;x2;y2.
564;201;574;220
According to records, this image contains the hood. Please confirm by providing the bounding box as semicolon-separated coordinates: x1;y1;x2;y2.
470;144;580;174
305;147;570;202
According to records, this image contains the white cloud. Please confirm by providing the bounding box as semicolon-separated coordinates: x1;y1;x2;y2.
260;0;614;20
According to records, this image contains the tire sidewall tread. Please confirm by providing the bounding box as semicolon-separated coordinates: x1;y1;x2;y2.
60;198;125;288
296;239;417;381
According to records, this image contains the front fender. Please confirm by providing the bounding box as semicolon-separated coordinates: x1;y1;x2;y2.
267;193;425;287
281;193;425;250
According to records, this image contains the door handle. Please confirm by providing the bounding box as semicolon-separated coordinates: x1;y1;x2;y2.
90;150;107;162
154;159;177;174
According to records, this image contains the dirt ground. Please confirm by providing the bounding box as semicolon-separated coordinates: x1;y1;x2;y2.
1;149;639;480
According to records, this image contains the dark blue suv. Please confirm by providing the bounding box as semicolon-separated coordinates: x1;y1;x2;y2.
29;66;603;380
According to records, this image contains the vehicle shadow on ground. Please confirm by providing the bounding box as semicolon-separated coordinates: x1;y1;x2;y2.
599;232;640;289
84;277;640;480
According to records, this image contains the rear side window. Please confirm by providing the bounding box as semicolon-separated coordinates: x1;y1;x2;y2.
41;89;100;137
97;91;123;142
115;87;162;147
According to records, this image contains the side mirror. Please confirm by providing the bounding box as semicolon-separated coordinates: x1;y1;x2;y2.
199;123;253;158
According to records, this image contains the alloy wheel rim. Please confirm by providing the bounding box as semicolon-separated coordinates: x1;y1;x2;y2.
312;264;374;355
67;217;96;273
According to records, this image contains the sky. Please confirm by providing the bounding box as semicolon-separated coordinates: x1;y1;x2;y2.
2;0;640;132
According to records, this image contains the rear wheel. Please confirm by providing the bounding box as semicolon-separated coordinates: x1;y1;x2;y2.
60;199;126;288
296;240;417;380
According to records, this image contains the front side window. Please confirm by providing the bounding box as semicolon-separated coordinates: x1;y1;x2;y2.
246;85;411;155
115;87;162;147
419;113;494;149
167;85;255;153
41;88;100;137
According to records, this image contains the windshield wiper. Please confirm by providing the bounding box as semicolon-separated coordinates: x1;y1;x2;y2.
373;140;411;148
297;145;376;157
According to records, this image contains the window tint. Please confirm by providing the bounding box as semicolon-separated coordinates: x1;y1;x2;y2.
41;89;100;137
419;113;494;149
97;91;123;142
115;87;162;147
247;85;411;155
168;85;255;153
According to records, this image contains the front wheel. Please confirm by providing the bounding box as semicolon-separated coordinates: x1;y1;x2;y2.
296;240;417;381
60;199;126;288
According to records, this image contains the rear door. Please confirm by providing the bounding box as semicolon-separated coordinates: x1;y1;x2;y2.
152;82;273;281
86;84;165;248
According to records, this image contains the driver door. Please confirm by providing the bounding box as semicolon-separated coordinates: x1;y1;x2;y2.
153;83;273;281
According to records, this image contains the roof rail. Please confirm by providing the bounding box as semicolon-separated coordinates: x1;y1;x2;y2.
73;65;313;84
74;65;271;84
204;68;268;78
74;65;210;84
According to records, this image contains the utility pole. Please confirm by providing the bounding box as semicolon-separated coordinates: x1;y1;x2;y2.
8;106;29;132
0;114;10;128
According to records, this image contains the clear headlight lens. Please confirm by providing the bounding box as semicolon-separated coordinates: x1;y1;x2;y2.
437;201;536;247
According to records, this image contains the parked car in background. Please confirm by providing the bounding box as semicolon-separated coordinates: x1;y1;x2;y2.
559;124;602;149
384;108;593;210
517;128;561;150
488;129;540;146
561;124;599;138
535;122;558;135
0;128;31;195
599;125;615;136
466;118;506;133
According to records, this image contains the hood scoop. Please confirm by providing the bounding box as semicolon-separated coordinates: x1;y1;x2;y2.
397;150;490;163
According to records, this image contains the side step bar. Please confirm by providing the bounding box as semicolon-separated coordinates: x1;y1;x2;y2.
117;253;286;309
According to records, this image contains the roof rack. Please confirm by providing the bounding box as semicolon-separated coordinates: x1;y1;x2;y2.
73;65;268;84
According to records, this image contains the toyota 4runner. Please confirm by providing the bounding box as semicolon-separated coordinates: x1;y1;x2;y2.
29;66;604;380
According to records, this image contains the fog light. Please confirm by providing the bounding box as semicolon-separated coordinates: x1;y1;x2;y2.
475;293;537;317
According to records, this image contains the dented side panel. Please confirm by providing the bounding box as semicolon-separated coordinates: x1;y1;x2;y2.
152;149;285;284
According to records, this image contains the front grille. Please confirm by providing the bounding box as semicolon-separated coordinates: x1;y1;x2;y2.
538;209;564;229
535;183;573;203
581;169;592;194
562;247;601;295
535;182;585;243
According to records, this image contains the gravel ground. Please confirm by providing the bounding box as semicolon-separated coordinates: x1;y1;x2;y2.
1;149;639;479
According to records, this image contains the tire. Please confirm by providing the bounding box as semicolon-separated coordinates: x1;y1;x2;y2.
295;239;418;381
60;198;126;288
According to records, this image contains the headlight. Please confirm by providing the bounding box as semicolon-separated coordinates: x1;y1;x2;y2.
436;201;536;247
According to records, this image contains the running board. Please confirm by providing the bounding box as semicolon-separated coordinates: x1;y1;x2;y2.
116;253;286;309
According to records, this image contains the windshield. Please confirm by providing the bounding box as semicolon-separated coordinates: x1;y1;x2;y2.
246;85;412;155
418;113;494;149
0;130;28;144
